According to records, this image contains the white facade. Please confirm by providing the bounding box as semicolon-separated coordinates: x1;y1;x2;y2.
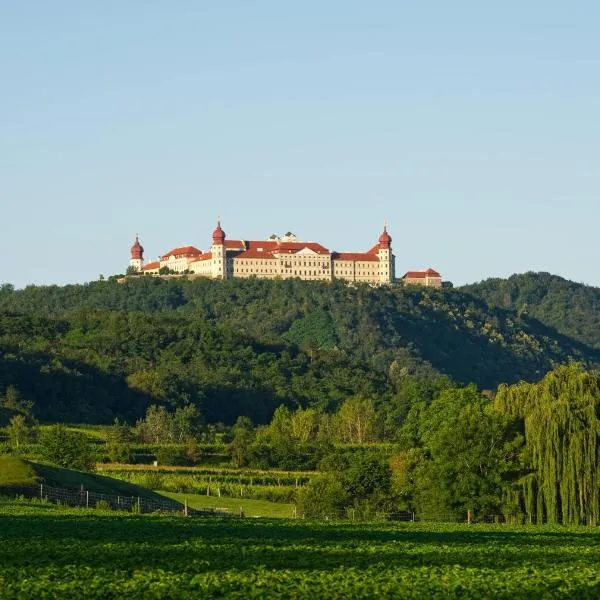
131;224;403;286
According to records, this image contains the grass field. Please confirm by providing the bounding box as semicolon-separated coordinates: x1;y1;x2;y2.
0;456;39;486
160;490;295;518
3;499;600;598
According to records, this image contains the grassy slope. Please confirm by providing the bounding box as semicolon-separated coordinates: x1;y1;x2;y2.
160;490;295;518
0;456;39;486
0;456;164;500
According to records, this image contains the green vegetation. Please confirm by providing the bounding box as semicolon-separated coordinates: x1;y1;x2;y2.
0;456;165;500
1;277;599;426
0;456;38;487
160;491;295;518
462;272;600;349
3;499;600;598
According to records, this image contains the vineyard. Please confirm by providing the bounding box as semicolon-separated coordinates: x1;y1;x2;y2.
97;464;313;504
2;498;600;598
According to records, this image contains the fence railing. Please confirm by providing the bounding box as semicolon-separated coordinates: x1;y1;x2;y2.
4;484;228;517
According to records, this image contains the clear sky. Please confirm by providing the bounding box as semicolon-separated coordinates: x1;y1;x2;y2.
1;1;598;289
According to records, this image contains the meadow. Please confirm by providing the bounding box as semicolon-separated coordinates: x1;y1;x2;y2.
2;499;600;599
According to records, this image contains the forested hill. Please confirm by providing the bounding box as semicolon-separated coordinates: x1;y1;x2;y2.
0;277;598;424
461;272;600;349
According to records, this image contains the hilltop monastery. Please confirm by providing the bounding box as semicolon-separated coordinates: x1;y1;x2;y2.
128;222;441;287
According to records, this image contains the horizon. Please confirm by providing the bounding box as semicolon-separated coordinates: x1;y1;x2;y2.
2;2;599;289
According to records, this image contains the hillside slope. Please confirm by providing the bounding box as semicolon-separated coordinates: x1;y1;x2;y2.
1;278;599;424
461;272;600;349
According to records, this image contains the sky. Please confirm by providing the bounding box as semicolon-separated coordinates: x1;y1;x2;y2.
1;1;599;289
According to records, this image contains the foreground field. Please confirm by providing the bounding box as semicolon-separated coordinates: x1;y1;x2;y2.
2;500;600;599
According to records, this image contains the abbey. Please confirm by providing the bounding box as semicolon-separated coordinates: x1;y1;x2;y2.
129;222;440;287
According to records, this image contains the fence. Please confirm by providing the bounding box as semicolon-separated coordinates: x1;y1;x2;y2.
5;484;229;517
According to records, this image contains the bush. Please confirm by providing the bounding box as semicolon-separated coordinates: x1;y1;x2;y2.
38;426;95;471
297;474;348;519
155;447;189;466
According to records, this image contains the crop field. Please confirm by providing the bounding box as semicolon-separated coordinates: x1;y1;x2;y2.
3;500;600;598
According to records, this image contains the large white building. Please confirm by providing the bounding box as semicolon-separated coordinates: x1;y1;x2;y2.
129;222;440;287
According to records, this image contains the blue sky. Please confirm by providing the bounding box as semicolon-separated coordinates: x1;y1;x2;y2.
1;1;598;288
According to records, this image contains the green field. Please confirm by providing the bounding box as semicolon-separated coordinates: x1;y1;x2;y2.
160;490;295;518
2;499;600;598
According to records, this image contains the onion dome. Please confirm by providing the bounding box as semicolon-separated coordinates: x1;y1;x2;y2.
212;220;226;244
130;235;144;259
378;225;392;249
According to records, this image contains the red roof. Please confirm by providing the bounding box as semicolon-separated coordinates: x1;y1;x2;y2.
378;226;392;248
225;240;245;249
161;246;202;259
245;240;279;251
192;252;212;262
402;268;441;279
142;261;160;271
130;235;144;259
333;252;379;262
275;242;330;254
212;221;225;243
236;249;277;260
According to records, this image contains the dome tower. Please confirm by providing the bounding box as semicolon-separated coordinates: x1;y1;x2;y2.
129;235;145;272
377;224;394;283
211;220;227;279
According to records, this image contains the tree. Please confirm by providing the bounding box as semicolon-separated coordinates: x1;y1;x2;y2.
137;405;173;444
6;414;31;450
173;404;202;443
1;386;34;421
334;396;378;444
229;416;254;467
106;419;134;463
297;474;348;518
495;363;600;525
39;425;95;471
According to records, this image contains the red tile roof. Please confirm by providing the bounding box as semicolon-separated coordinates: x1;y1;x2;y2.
245;240;279;251
161;246;202;259
141;261;160;271
192;252;212;262
402;268;441;279
225;240;246;249
333;252;379;262
275;242;330;254
236;249;277;260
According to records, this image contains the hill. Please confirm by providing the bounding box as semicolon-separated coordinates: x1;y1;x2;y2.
1;277;599;424
0;455;163;499
461;272;600;349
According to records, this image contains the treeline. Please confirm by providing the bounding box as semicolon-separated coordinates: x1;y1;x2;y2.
462;272;600;349
277;364;600;525
1;277;598;428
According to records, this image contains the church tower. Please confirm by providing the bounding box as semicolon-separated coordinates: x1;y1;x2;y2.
129;235;144;272
211;220;227;279
377;225;394;284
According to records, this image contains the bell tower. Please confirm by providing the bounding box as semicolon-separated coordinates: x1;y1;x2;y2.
211;220;227;279
129;235;144;272
377;224;394;284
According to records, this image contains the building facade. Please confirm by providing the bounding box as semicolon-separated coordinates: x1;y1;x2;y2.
401;268;442;288
129;222;440;287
